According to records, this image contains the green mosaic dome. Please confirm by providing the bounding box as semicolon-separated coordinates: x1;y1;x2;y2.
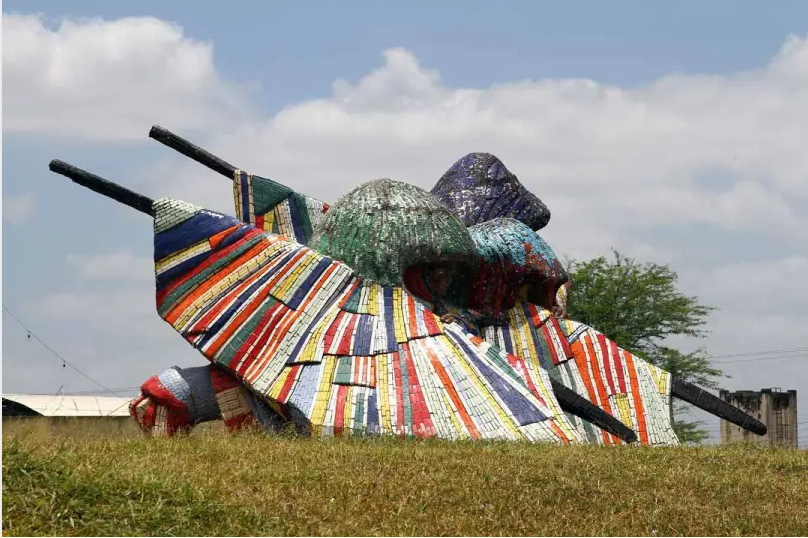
310;178;477;286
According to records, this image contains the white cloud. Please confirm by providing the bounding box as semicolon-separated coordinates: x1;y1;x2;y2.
2;14;254;140
66;250;153;282
2;192;36;224
147;38;808;255
40;288;156;331
687;257;808;316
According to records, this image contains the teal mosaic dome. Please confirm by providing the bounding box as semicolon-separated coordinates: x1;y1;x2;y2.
310;179;477;287
467;218;570;313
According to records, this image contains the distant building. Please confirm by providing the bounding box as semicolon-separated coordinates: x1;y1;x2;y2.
2;394;133;417
719;388;798;448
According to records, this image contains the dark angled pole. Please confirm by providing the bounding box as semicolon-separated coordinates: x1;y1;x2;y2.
48;160;155;216
148;125;237;180
671;378;768;436
551;378;638;443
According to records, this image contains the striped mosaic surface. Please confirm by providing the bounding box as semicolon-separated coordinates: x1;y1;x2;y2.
221;167;678;445
483;302;679;446
233;170;329;245
151;197;582;443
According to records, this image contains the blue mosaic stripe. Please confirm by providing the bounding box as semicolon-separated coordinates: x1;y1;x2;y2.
239;171;251;222
366;390;380;433
287;257;332;309
155;211;236;262
500;324;516;355
289;194;307;243
351;314;375;356
286;363;321;414
155;225;252;289
450;334;546;426
384;288;397;352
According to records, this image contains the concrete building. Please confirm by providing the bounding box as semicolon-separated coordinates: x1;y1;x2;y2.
719;388;798;448
2;394;133;417
2;393;137;434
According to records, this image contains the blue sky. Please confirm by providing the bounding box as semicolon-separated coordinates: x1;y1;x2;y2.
3;2;807;444
5;0;806;105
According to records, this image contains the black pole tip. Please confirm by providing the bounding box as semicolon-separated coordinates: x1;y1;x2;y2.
49;159;72;174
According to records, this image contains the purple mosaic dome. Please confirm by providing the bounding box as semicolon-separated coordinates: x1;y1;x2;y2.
430;153;551;231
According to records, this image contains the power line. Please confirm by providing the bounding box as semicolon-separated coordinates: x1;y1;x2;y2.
2;305;123;397
699;420;808;432
714;353;808;365
6;388;141;396
707;346;808;360
104;398;135;417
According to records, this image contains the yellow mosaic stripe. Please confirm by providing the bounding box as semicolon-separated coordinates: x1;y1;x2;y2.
268;365;295;400
367;283;380;316
233;180;243;222
648;364;670;396
276;200;294;238
376;353;392;433
155;239;210;274
246;177;255;224
507;308;527;359
262;210;275;232
173;240;288;331
310;356;337;427
270;250;310;298
299;308;340;362
233;172;256;224
392;288;408;343
344;386;355;431
615;393;633;429
275;254;316;301
520;316;539;364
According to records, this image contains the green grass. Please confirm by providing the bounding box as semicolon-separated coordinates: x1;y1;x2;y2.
3;418;808;536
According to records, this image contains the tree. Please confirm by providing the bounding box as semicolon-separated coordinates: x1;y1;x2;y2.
564;249;723;444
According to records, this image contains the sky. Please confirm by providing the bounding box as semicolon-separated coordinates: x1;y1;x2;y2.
2;1;807;445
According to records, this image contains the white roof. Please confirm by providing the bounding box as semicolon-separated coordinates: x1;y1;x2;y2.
3;394;133;417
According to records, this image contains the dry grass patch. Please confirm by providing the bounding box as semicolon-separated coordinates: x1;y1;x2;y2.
3;418;807;536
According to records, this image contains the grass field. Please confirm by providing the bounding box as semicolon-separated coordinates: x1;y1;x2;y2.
3;418;808;536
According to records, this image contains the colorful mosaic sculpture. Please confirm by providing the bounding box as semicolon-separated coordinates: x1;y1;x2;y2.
46;126;768;445
49;160;641;444
142;128;768;442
